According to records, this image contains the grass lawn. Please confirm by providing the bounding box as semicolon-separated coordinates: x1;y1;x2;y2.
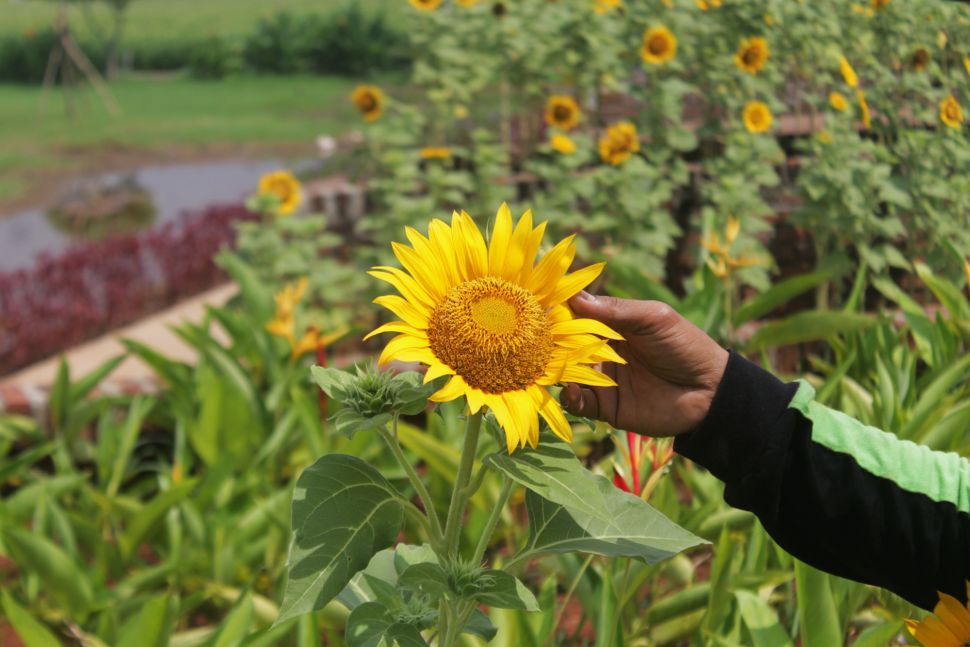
0;72;373;205
1;0;401;42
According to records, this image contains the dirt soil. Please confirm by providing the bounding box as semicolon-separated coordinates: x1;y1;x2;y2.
0;140;317;216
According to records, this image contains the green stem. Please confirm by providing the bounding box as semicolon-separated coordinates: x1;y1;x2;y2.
471;475;513;566
378;421;445;549
443;411;483;557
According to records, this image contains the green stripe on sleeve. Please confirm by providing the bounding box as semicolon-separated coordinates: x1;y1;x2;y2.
789;381;970;514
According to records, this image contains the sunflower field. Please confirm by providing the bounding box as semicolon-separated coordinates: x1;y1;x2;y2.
3;0;970;645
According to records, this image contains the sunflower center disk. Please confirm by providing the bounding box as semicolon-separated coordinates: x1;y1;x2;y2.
427;276;553;394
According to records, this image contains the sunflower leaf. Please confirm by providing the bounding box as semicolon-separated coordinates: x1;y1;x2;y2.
277;454;404;625
345;601;428;647
486;441;705;562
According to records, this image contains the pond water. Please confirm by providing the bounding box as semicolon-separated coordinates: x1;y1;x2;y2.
0;158;319;272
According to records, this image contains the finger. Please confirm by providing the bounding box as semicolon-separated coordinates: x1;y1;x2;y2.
560;383;599;419
568;291;680;336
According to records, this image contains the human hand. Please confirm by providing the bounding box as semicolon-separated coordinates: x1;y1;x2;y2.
561;292;729;437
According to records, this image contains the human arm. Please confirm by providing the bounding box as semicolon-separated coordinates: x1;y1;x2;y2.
561;292;970;610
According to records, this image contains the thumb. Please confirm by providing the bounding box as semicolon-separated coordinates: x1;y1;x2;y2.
568;291;678;336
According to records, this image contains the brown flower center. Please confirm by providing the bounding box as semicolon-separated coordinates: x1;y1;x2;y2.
647;35;668;55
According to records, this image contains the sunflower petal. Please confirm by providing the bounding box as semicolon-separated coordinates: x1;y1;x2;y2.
374;295;430;329
505;390;536;449
457;210;488;278
369;267;437;310
428;218;463;286
501;209;533;281
485;393;519;454
529;235;577;298
364;321;421;341
935;593;970;639
517;220;547;286
908;615;962;646
551;317;623;340
488;203;514;277
543;262;606;307
392;241;448;299
378;334;430;365
430;373;472;403
560;364;618;387
423;361;456;383
465;386;487;414
534;388;572;442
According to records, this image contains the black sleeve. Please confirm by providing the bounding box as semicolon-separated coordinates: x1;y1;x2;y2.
674;351;970;611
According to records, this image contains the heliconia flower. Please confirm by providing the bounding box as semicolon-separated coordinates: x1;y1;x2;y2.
291;325;349;360
367;204;626;453
906;583;970;646
258;170;302;216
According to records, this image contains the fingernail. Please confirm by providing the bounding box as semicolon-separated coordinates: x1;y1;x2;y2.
574;290;595;303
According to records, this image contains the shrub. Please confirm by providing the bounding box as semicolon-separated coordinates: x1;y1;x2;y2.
0;28;105;84
241;12;308;74
188;34;240;79
304;4;411;76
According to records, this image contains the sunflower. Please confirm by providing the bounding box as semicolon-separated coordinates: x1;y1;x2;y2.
409;0;443;10
367;205;625;452
940;95;963;129
964;57;970;77
351;85;384;122
839;56;858;88
592;0;621;14
258;170;302;216
457;0;478;6
911;47;931;72
906;584;970;646
598;121;640;165
857;90;871;129
551;134;577;155
545;96;582;131
420;147;452;160
742;101;772;133
734;37;769;75
641;26;677;65
871;0;890;8
829;91;848;111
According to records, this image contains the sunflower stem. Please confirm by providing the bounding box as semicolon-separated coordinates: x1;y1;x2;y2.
471;475;513;567
443;410;483;558
378;420;445;551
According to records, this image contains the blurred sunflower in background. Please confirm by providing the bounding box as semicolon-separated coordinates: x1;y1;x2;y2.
857;90;872;128
258;170;302;216
550;134;577;155
544;95;582;130
829;91;848;111
940;95;963;129
734;36;769;74
742;101;772;133
351;85;384;122
641;26;677;65
598;121;639;165
409;0;443;10
839;56;859;87
911;47;931;72
367;205;624;452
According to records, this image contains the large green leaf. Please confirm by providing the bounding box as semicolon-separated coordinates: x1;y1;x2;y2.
0;590;61;647
745;311;875;351
0;524;94;620
278;455;404;624
345;602;427;647
487;442;704;562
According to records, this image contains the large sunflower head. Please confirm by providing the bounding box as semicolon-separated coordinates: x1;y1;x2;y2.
734;36;769;74
906;584;970;646
258;170;302;216
641;26;677;65
410;0;443;10
545;96;582;130
351;85;384;122
839;56;858;88
367;205;625;452
742;101;772;133
598;121;640;165
940;95;963;129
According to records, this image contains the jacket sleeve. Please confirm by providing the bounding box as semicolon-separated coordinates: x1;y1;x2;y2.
674;351;970;610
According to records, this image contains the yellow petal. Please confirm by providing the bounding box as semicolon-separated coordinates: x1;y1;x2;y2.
456;211;488;278
560;364;618;387
428;218;463;286
429;373;472;403
567;340;626;366
725;216;741;245
543;262;606;307
505;390;537;449
516;220;547;286
392;241;448;300
551;317;624;340
369;266;437;311
423;361;456;383
589;343;626;365
291;330;319;359
388;347;439;365
935;593;970;639
488;203;514;278
378;333;430;365
908;615;962;646
373;295;430;329
500;209;533;282
465;386;487;414
533;387;573;443
528;235;577;297
484;393;519;453
364;321;420;341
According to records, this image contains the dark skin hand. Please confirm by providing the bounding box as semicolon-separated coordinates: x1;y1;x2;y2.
561;292;730;437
